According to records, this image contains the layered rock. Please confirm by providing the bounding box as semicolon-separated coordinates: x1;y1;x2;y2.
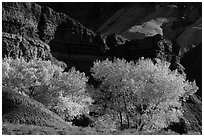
2;2;201;76
2;2;195;75
100;34;174;61
2;2;95;59
2;2;96;71
2;32;52;60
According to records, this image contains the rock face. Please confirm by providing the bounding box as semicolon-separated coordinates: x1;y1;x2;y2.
96;4;154;38
2;86;71;129
2;1;201;79
2;2;95;60
2;32;52;60
37;2;126;31
2;2;174;75
2;2;96;72
2;2;41;39
96;3;201;54
96;4;181;39
2;2;193;75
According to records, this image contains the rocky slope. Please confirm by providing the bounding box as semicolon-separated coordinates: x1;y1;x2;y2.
2;2;202;134
2;86;71;129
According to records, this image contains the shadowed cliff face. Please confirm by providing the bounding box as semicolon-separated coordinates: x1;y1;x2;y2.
180;43;202;97
2;2;201;87
2;2;178;75
37;2;127;32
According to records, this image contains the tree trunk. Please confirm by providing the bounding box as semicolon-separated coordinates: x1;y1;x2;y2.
119;111;123;127
122;93;130;128
126;113;130;128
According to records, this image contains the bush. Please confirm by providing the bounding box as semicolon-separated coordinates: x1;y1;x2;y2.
91;57;198;131
95;113;118;131
2;56;92;120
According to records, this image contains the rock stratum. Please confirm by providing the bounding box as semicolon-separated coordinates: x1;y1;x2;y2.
2;2;202;134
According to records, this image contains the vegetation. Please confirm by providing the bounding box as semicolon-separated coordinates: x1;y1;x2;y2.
2;56;92;120
91;57;198;132
2;56;199;134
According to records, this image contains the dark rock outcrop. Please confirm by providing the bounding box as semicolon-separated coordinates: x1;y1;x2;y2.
37;2;126;31
2;2;96;71
180;43;202;97
2;2;95;44
1;2;188;76
100;34;182;73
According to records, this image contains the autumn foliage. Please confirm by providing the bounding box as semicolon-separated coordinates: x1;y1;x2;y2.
91;57;198;131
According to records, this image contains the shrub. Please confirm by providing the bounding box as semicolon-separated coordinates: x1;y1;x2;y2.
2;56;92;120
91;57;198;131
94;113;118;133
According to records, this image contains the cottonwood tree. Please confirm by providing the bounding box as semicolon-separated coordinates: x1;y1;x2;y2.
91;57;198;131
3;56;92;120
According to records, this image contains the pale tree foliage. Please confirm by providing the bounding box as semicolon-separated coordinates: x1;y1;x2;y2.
2;57;92;120
91;57;198;131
